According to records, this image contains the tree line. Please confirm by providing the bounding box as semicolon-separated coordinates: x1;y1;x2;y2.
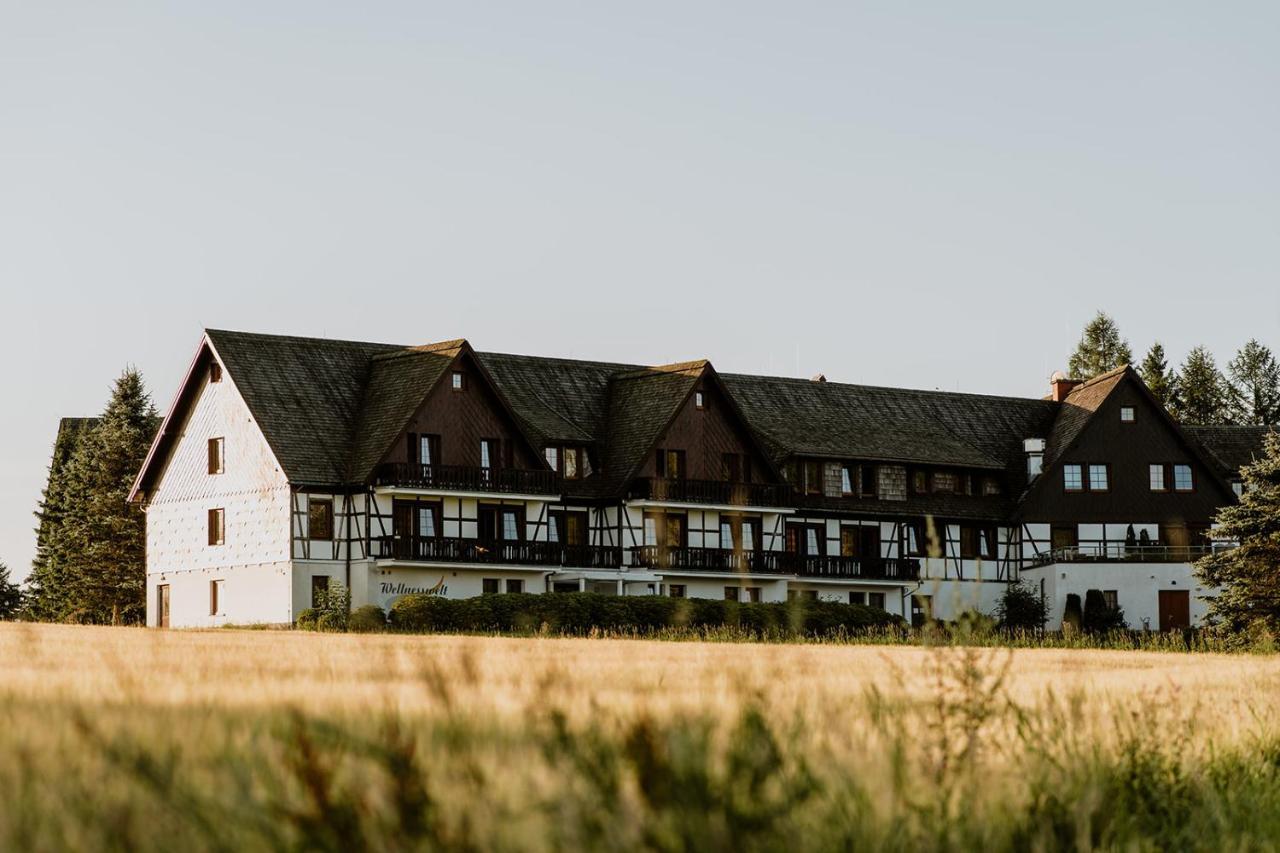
1068;310;1280;425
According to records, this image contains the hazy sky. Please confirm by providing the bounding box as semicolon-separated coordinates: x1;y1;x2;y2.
2;2;1278;581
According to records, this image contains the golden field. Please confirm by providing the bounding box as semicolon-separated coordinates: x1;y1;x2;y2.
4;623;1280;851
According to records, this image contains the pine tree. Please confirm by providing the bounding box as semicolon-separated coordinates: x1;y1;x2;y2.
30;370;157;624
1138;342;1179;411
1067;311;1133;379
1195;430;1280;638
1226;339;1280;426
1173;346;1230;425
27;419;97;620
0;563;23;620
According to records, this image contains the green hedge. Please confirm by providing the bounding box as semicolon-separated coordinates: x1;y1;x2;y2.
387;592;904;637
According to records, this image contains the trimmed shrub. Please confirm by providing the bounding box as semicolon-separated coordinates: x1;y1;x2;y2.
316;610;348;633
1063;594;1083;632
387;592;903;637
1082;589;1128;633
996;580;1049;632
295;608;318;631
349;605;387;633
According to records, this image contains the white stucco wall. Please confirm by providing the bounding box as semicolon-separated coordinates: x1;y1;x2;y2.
1020;561;1212;630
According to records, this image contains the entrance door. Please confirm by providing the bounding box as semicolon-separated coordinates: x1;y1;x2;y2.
156;584;170;628
1158;590;1190;632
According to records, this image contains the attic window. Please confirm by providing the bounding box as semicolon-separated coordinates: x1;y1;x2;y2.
1120;406;1135;423
451;371;465;391
209;362;222;383
695;391;705;409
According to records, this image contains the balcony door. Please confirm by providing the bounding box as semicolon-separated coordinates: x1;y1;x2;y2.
786;524;825;557
480;505;523;542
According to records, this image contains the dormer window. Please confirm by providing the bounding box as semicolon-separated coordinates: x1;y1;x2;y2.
1120;406;1135;423
544;447;559;471
451;371;465;391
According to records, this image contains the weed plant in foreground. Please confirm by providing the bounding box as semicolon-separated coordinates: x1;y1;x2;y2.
2;623;1280;850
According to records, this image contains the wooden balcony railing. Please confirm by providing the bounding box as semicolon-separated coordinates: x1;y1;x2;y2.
627;477;793;507
629;546;789;574
374;463;558;495
1027;544;1229;568
628;546;920;581
789;555;921;581
372;536;620;568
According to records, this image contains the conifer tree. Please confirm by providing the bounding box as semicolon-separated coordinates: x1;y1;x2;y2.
1226;339;1280;426
1067;312;1133;379
0;564;23;620
1195;430;1280;637
1138;342;1179;411
1173;346;1230;424
29;370;157;624
27;419;96;620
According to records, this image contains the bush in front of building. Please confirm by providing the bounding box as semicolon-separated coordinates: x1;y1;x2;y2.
386;592;903;637
995;580;1049;632
1082;589;1127;634
349;605;388;633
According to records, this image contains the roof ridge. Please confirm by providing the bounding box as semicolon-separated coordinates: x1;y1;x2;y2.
371;340;467;361
720;371;1056;406
206;328;405;351
611;360;710;381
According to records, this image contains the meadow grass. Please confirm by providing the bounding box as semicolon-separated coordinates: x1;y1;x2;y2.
3;623;1280;851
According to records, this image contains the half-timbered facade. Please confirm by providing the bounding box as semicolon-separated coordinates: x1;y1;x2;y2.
129;331;1271;629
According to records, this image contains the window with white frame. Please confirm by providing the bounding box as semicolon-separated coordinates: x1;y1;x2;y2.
1173;464;1194;491
1063;465;1083;491
1088;464;1109;491
1149;464;1167;491
720;520;734;550
544;446;559;471
501;510;519;541
1120;406;1135;423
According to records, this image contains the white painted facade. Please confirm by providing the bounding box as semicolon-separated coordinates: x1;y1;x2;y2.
1021;561;1210;631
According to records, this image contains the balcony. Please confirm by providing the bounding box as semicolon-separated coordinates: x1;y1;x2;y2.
374;463;558;496
791;555;921;581
630;545;789;574
373;536;620;568
627;477;793;508
628;546;920;581
1027;544;1230;568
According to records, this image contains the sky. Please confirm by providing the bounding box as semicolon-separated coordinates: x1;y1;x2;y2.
1;2;1278;581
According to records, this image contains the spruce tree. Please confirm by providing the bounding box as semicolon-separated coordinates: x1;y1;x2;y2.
0;563;23;620
1138;342;1179;411
1173;346;1230;425
1067;311;1133;379
27;419;96;620
1195;430;1280;637
1226;339;1280;426
35;370;157;624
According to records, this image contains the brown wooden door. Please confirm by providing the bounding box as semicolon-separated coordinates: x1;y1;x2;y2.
156;584;170;629
1158;590;1190;632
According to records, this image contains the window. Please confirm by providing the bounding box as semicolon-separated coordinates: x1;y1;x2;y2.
311;575;330;608
841;466;854;495
868;592;886;610
643;515;657;546
482;578;499;595
1173;464;1194;492
1103;590;1119;610
207;508;224;545
207;437;224;475
664;514;685;548
960;527;978;559
669;584;687;598
1063;465;1083;492
480;439;495;473
724;586;740;602
849;591;866;606
547;514;560;542
552;581;579;593
741;520;757;552
802;460;821;495
981;478;1002;496
308;500;334;541
418;434;439;466
912;470;928;494
840;527;858;558
451;371;464;391
931;471;957;494
417;504;438;538
1027;453;1043;478
506;579;524;594
1120;406;1135;423
720;520;734;550
695;391;705;409
902;522;925;557
1088;464;1109;492
1149;464;1168;492
1233;481;1245;498
722;453;743;483
544;446;559;471
859;464;877;497
501;510;520;541
656;448;686;479
563;447;580;480
209;579;225;616
209;362;222;383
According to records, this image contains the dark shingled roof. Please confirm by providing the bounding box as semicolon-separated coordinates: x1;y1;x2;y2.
206;329;399;486
1186;425;1275;477
1041;366;1128;467
152;330;1180;514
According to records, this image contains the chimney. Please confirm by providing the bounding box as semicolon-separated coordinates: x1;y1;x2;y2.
1050;371;1079;402
811;373;827;383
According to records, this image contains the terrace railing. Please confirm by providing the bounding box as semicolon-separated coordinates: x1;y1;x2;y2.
374;463;558;496
788;555;921;581
373;536;620;568
627;477;792;507
628;546;921;580
1027;544;1230;568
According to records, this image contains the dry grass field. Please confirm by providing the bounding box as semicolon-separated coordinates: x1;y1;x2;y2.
4;623;1280;851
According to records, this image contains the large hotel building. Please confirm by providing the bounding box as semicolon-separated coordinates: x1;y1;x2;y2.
127;330;1268;630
